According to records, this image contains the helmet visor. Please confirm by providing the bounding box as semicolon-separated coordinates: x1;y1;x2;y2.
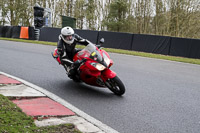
63;35;74;41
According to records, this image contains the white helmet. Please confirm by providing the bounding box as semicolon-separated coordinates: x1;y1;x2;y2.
61;26;75;45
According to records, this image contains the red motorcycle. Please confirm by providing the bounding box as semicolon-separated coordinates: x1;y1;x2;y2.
54;39;125;96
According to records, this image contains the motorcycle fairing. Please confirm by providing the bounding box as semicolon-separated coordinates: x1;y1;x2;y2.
101;68;116;81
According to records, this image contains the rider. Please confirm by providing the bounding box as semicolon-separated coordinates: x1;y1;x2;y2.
53;26;90;78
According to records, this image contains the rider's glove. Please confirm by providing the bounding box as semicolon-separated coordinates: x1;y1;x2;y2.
57;48;62;55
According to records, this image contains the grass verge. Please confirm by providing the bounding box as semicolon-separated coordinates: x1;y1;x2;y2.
0;94;81;133
1;37;200;65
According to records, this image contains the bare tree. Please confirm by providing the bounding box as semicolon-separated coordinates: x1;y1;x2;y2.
74;0;85;29
0;0;199;39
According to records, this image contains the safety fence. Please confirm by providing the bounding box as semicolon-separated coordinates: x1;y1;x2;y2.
0;26;35;40
0;26;200;59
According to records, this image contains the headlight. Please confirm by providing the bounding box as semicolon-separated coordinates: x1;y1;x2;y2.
103;53;110;66
90;63;106;71
104;56;110;66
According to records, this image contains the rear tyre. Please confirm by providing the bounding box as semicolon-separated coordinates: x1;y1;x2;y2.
106;76;125;96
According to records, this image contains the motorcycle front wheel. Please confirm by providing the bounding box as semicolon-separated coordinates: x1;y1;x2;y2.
105;76;125;96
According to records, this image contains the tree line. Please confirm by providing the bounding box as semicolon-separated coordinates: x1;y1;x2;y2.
0;0;199;39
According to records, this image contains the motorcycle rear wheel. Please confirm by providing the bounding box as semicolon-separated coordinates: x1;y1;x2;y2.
106;76;125;96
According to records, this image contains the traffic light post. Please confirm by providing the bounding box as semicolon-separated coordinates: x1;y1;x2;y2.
34;6;44;29
33;5;44;40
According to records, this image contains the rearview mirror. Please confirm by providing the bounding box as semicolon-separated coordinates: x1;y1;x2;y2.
100;38;104;44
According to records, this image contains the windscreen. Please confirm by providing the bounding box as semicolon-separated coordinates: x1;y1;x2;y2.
77;43;103;62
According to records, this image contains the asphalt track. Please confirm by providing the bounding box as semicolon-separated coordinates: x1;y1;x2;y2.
1;40;200;133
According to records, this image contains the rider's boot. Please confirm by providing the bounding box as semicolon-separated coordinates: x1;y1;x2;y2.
68;59;87;79
67;60;79;79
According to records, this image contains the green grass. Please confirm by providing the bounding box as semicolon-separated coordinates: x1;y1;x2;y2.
1;37;200;65
0;37;56;46
0;94;81;133
103;48;200;65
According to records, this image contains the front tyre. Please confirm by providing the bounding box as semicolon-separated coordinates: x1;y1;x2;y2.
105;76;125;96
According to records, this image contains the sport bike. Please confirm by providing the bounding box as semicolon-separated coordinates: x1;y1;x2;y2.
53;39;125;96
